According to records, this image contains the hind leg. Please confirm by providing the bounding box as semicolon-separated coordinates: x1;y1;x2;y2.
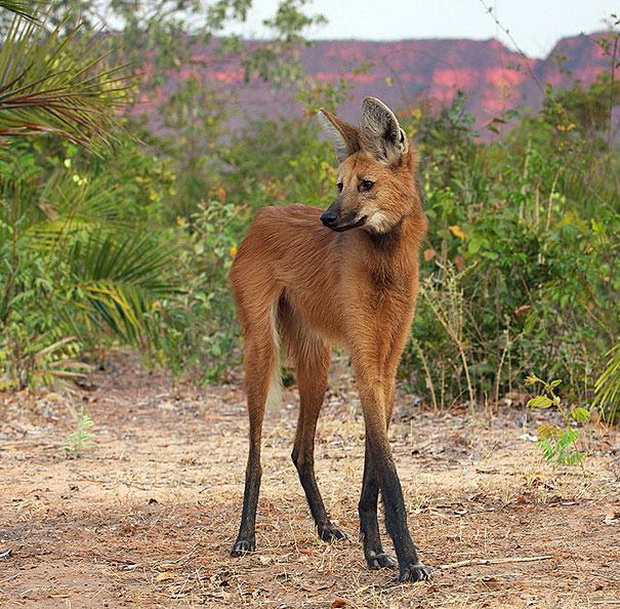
231;319;280;556
293;344;346;541
283;313;345;542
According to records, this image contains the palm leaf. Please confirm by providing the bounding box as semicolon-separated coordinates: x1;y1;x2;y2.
0;0;43;22
23;217;99;250
593;344;620;422
67;234;180;344
3;164;139;252
46;172;131;224
80;281;146;341
0;16;131;151
73;234;178;293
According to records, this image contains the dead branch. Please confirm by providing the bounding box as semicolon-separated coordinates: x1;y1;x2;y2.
438;555;553;569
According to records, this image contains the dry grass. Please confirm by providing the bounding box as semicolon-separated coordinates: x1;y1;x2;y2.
1;352;619;608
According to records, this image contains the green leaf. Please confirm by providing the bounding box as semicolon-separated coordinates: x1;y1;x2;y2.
564;451;586;465
559;429;579;446
540;439;556;462
527;395;553;409
593;344;620;423
468;236;482;254
570;407;591;424
538;423;560;440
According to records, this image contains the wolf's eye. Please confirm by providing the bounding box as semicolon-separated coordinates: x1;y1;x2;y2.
336;182;343;193
359;180;374;192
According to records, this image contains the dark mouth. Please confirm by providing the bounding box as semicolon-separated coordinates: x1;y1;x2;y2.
331;216;367;232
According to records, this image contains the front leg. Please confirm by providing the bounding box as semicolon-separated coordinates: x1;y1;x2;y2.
359;375;400;569
356;374;432;582
369;428;432;582
359;437;396;570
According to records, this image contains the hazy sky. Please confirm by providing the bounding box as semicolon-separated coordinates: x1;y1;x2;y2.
224;0;618;58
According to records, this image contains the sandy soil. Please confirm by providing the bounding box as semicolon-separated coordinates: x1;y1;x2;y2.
1;351;619;608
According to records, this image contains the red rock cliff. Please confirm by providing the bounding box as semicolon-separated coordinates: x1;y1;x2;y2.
138;32;612;129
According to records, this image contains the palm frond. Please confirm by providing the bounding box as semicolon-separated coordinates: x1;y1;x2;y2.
593;344;620;422
0;16;131;151
2;162;139;252
0;328;86;390
68;234;180;344
80;280;154;343
0;0;43;22
23;217;99;250
73;234;178;294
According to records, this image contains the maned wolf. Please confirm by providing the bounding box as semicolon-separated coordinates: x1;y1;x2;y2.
229;97;431;582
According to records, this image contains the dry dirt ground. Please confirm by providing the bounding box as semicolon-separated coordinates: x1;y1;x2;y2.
1;352;619;609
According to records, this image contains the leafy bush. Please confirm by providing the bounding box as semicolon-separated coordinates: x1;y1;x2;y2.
157;196;244;380
400;84;619;408
0;137;179;388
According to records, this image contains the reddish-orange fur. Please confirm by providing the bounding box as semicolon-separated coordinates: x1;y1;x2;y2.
229;98;432;582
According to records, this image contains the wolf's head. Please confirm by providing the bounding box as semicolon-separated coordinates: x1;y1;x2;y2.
318;97;418;234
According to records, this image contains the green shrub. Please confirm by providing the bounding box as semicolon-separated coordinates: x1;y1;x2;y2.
400;85;619;408
0;137;179;388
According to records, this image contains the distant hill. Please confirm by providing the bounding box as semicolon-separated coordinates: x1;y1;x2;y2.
137;32;611;130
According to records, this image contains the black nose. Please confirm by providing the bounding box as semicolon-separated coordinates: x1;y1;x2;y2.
320;211;338;227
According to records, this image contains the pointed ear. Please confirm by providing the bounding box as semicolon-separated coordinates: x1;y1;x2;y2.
317;108;361;164
359;97;408;165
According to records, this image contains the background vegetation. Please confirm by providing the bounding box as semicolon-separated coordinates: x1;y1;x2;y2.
0;1;618;423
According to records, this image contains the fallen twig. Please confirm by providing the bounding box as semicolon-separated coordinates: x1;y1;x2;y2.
438;555;553;569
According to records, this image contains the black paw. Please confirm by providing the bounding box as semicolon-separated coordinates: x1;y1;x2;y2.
318;524;347;542
398;563;433;583
366;550;397;570
230;537;255;557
